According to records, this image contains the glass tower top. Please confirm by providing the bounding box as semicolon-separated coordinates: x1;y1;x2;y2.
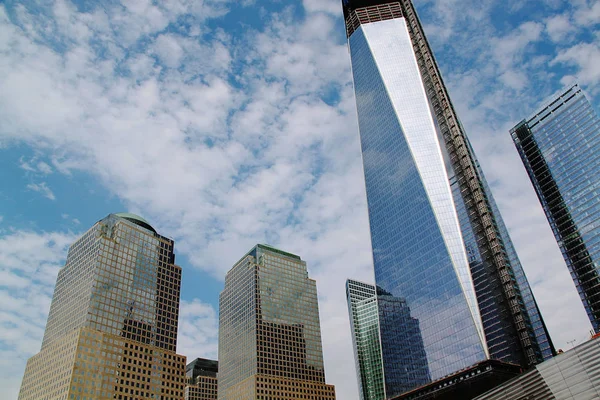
343;0;554;397
41;213;180;351
511;84;600;333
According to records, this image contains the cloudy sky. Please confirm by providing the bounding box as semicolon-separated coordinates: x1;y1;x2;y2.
0;0;599;398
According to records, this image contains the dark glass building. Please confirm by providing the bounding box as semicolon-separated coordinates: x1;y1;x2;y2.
187;358;219;380
342;0;554;397
511;84;600;333
185;358;218;400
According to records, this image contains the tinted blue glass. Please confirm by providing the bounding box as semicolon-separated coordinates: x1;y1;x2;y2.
377;289;430;396
349;26;486;396
512;86;600;332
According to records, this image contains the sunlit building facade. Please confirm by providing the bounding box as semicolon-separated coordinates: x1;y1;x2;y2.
511;84;600;333
218;244;336;400
342;0;554;398
18;213;186;400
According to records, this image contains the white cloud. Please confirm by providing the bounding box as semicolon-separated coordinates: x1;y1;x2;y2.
552;42;600;88
545;14;576;43
26;182;56;200
37;161;53;175
177;299;219;361
0;230;77;398
18;157;36;172
303;0;341;15
18;157;54;175
492;21;544;71
154;34;185;68
573;1;600;27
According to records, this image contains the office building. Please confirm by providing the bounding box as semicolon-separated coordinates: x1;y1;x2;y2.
476;335;600;400
218;244;336;400
346;280;385;400
511;84;600;332
18;213;186;400
185;358;218;400
342;0;554;397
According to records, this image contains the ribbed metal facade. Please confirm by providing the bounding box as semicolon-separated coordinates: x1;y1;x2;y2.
476;337;600;399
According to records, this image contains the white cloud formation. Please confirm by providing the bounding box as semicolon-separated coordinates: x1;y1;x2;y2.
37;161;53;175
19;157;53;175
26;182;56;200
552;42;600;88
0;0;598;399
0;230;76;397
545;14;576;43
177;299;219;360
573;1;600;27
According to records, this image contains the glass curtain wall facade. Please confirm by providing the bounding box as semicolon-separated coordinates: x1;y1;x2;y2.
346;280;385;400
511;84;600;332
19;213;186;400
218;244;336;400
342;1;554;397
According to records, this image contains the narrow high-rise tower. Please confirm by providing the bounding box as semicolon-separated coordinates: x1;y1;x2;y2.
346;280;385;400
342;0;554;397
218;244;336;400
19;213;186;400
511;84;600;333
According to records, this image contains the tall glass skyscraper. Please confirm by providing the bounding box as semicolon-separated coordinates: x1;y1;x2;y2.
19;213;187;400
342;1;554;397
511;84;600;333
218;244;336;400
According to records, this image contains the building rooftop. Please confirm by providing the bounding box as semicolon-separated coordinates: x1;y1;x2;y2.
256;244;301;260
114;212;156;233
186;358;218;379
342;0;400;18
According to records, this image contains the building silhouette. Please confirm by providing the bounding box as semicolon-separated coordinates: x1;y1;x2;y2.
341;0;554;397
18;213;186;400
218;244;336;399
511;84;600;332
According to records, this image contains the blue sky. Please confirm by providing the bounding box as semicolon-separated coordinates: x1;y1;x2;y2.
0;0;598;398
